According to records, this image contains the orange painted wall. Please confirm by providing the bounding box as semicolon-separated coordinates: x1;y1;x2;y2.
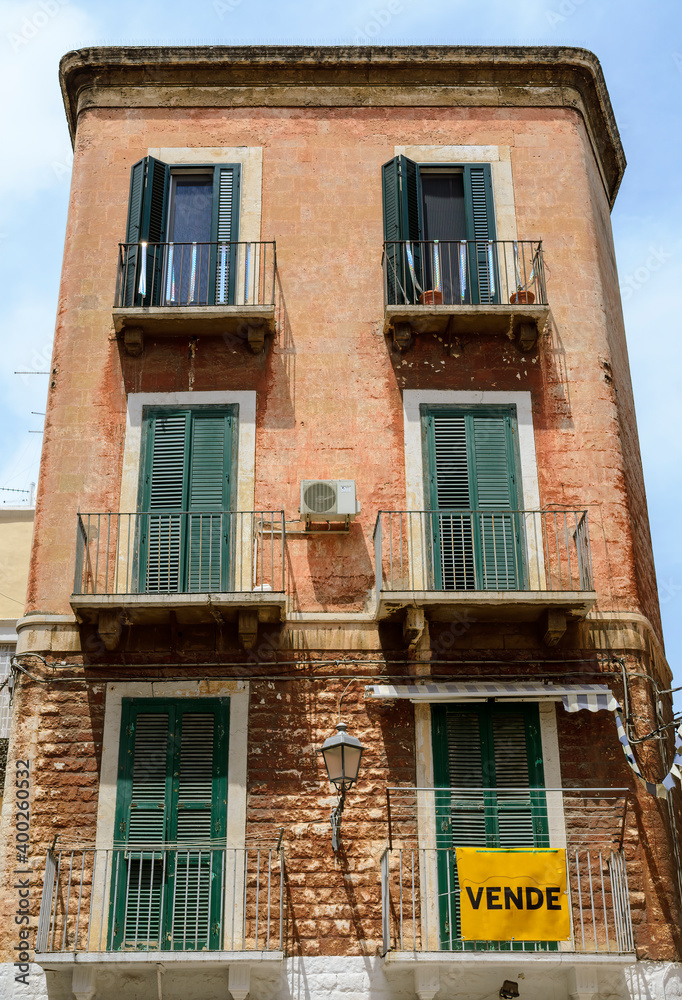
28;104;659;633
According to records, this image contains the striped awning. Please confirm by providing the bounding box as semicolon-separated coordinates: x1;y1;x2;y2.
364;681;619;712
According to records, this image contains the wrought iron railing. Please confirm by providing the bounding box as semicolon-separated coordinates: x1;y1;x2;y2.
383;239;546;308
373;509;593;595
381;787;634;955
115;241;277;309
73;511;286;596
36;844;284;954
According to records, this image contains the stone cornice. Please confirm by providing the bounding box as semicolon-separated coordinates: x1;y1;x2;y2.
59;45;626;206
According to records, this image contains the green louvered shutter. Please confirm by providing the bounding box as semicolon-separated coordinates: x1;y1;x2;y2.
382;157;401;305
113;704;171;949
171;705;228;949
187;411;232;592
425;408;521;591
381;155;423;305
470;413;520;589
139;409;233;594
210;165;241;305
429;413;475;590
141;412;188;594
124;157;170;307
432;704;548;950
124;158;146;307
143;157;170;306
463;164;497;305
112;699;229;952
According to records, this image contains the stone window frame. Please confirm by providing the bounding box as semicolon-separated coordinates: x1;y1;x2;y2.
89;679;250;949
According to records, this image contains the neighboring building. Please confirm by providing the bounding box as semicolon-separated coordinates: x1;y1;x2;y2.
0;44;680;1000
0;506;34;815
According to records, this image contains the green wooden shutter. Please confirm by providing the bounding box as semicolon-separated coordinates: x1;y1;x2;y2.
432;704;548;950
463;164;497;304
139;408;233;594
124;157;170;307
171;704;229;949
381;155;423;305
425;408;522;591
124;158;147;307
210;165;241;305
382;157;401;305
113;703;172;949
470;413;520;589
143;157;170;306
141;412;188;594
112;699;229;952
428;413;475;589
187;411;232;592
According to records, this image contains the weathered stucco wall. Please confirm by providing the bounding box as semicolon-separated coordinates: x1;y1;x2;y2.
27;104;658;629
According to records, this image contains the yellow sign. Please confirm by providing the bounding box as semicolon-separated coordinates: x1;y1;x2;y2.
455;848;570;942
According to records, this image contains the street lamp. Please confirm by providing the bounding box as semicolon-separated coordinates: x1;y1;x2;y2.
320;722;364;852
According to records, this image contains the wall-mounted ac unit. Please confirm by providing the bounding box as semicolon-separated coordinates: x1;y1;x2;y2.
300;480;361;524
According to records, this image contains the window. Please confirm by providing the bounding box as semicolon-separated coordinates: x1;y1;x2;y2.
382;156;496;305
421;405;522;590
111;697;230;950
124;156;241;307
138;406;235;593
431;703;549;950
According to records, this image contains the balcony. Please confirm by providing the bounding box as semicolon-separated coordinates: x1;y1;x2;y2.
71;511;286;648
381;786;634;966
35;844;284;991
113;240;277;354
383;240;550;351
373;509;597;639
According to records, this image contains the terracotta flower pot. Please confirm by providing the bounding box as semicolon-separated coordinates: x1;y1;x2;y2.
510;290;535;304
419;290;443;305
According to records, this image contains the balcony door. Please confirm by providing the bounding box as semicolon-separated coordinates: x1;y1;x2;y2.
165;173;213;306
124;157;240;307
381;157;496;305
137;407;234;594
423;406;523;591
431;703;549;951
111;698;229;951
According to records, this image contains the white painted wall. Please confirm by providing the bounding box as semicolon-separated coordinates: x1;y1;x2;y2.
3;958;682;1000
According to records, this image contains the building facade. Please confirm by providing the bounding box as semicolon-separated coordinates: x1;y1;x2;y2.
0;44;680;1000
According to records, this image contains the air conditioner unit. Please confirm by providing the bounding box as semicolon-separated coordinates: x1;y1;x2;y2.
300;480;361;524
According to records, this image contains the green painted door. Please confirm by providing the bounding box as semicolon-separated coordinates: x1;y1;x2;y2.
432;703;549;951
137;408;233;594
424;406;524;590
111;698;229;951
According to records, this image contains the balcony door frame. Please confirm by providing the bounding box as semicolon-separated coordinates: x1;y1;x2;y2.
145;146;263;308
90;679;249;952
117;392;256;597
413;698;568;952
402;391;545;591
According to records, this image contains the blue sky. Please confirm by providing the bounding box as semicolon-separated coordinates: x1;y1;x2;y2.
0;0;680;705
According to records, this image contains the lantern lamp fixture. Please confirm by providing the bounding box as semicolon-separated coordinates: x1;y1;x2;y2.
320;722;364;852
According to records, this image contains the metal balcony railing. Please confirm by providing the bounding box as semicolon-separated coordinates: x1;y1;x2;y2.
373;509;593;595
73;511;286;596
36;845;284;955
115;241;277;309
381;787;634;956
383;239;546;308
